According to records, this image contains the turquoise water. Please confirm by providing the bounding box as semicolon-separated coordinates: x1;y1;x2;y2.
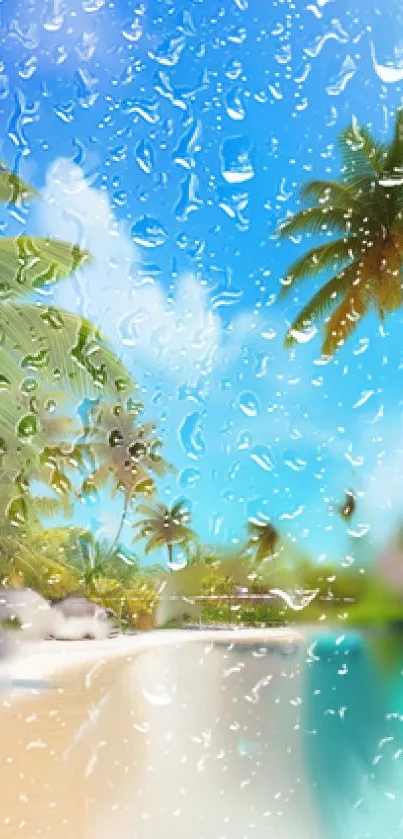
85;635;403;838
304;632;403;839
121;635;403;839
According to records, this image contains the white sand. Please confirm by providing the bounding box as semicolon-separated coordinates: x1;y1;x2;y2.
0;627;303;694
0;627;320;839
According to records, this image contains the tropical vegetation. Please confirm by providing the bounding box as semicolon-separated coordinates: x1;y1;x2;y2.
2;134;403;636
133;499;196;569
279;109;403;355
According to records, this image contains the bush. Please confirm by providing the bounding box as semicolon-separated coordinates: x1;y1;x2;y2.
121;575;159;630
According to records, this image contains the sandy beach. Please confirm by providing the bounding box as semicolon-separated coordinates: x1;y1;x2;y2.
0;627;318;839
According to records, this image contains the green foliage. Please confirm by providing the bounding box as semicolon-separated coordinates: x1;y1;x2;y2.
0;164;138;528
134;499;196;568
279;109;403;355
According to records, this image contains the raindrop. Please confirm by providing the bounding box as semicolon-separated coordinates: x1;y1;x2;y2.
17;413;37;439
82;0;105;10
237;431;252;450
0;375;11;391
250;445;275;472
218;186;249;230
135;139;154;174
7;496;27;528
149;35;186;67
225;58;243;80
370;42;403;84
0;75;9;99
21;377;38;394
287;325;318;344
142;687;172;706
175;173;202;220
179;467;200;487
131;216;168;248
122;16;143;43
173;118;202;169
75;68;99;108
326;56;356;96
238;392;259;417
221;136;254;184
225;87;246;121
21;350;50;370
178;10;196;36
305;20;349;58
178;412;205;460
123;97;159;124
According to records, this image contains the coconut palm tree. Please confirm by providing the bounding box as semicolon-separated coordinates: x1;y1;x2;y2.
0;164;135;523
133;499;196;570
246;518;279;564
278;109;403;355
80;400;171;558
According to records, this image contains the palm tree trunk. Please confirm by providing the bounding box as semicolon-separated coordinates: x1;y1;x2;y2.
105;495;130;561
167;542;173;571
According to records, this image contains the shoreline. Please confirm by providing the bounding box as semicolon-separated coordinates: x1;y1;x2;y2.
0;624;320;839
0;626;304;698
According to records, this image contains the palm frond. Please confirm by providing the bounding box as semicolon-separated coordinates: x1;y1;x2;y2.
339;122;386;181
377;238;402;315
171;499;187;517
0;237;90;300
284;261;361;347
280;238;360;297
0;164;37;205
278;207;361;240
0;303;134;399
144;533;165;554
384;109;403;178
301;179;358;206
322;272;374;356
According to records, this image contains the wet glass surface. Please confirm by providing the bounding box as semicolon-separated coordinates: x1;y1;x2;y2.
1;0;403;836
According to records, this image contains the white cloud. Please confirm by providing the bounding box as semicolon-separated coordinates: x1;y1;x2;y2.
35;158;252;385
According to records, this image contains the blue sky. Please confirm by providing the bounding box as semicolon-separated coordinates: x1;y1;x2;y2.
2;0;403;565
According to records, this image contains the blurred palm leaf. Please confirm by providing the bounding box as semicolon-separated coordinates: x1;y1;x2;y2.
0;165;136;522
246;519;279;564
81;400;171;557
279;109;403;354
134;499;196;569
0;164;37;204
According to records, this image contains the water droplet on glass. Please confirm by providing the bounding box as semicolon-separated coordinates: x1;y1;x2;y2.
326;56;356;96
221;136;254;184
237;431;252;450
175;173;202;221
225;87;246;121
17;413;37;439
179;467;200;488
131;216;168;248
225;58;243;80
7;496;27;528
239;392;259;417
250;445;275;472
135;139;154;174
173;118;202;169
122;16;143;43
149;35;186;67
178;412;205;460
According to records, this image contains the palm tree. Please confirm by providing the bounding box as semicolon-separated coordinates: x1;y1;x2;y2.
0;164;135;523
81;400;171;558
246;518;279;564
133;499;196;570
278;109;403;355
339;489;356;520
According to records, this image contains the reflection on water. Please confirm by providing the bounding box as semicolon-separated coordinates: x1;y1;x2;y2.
304;631;403;839
3;635;403;838
93;641;321;839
